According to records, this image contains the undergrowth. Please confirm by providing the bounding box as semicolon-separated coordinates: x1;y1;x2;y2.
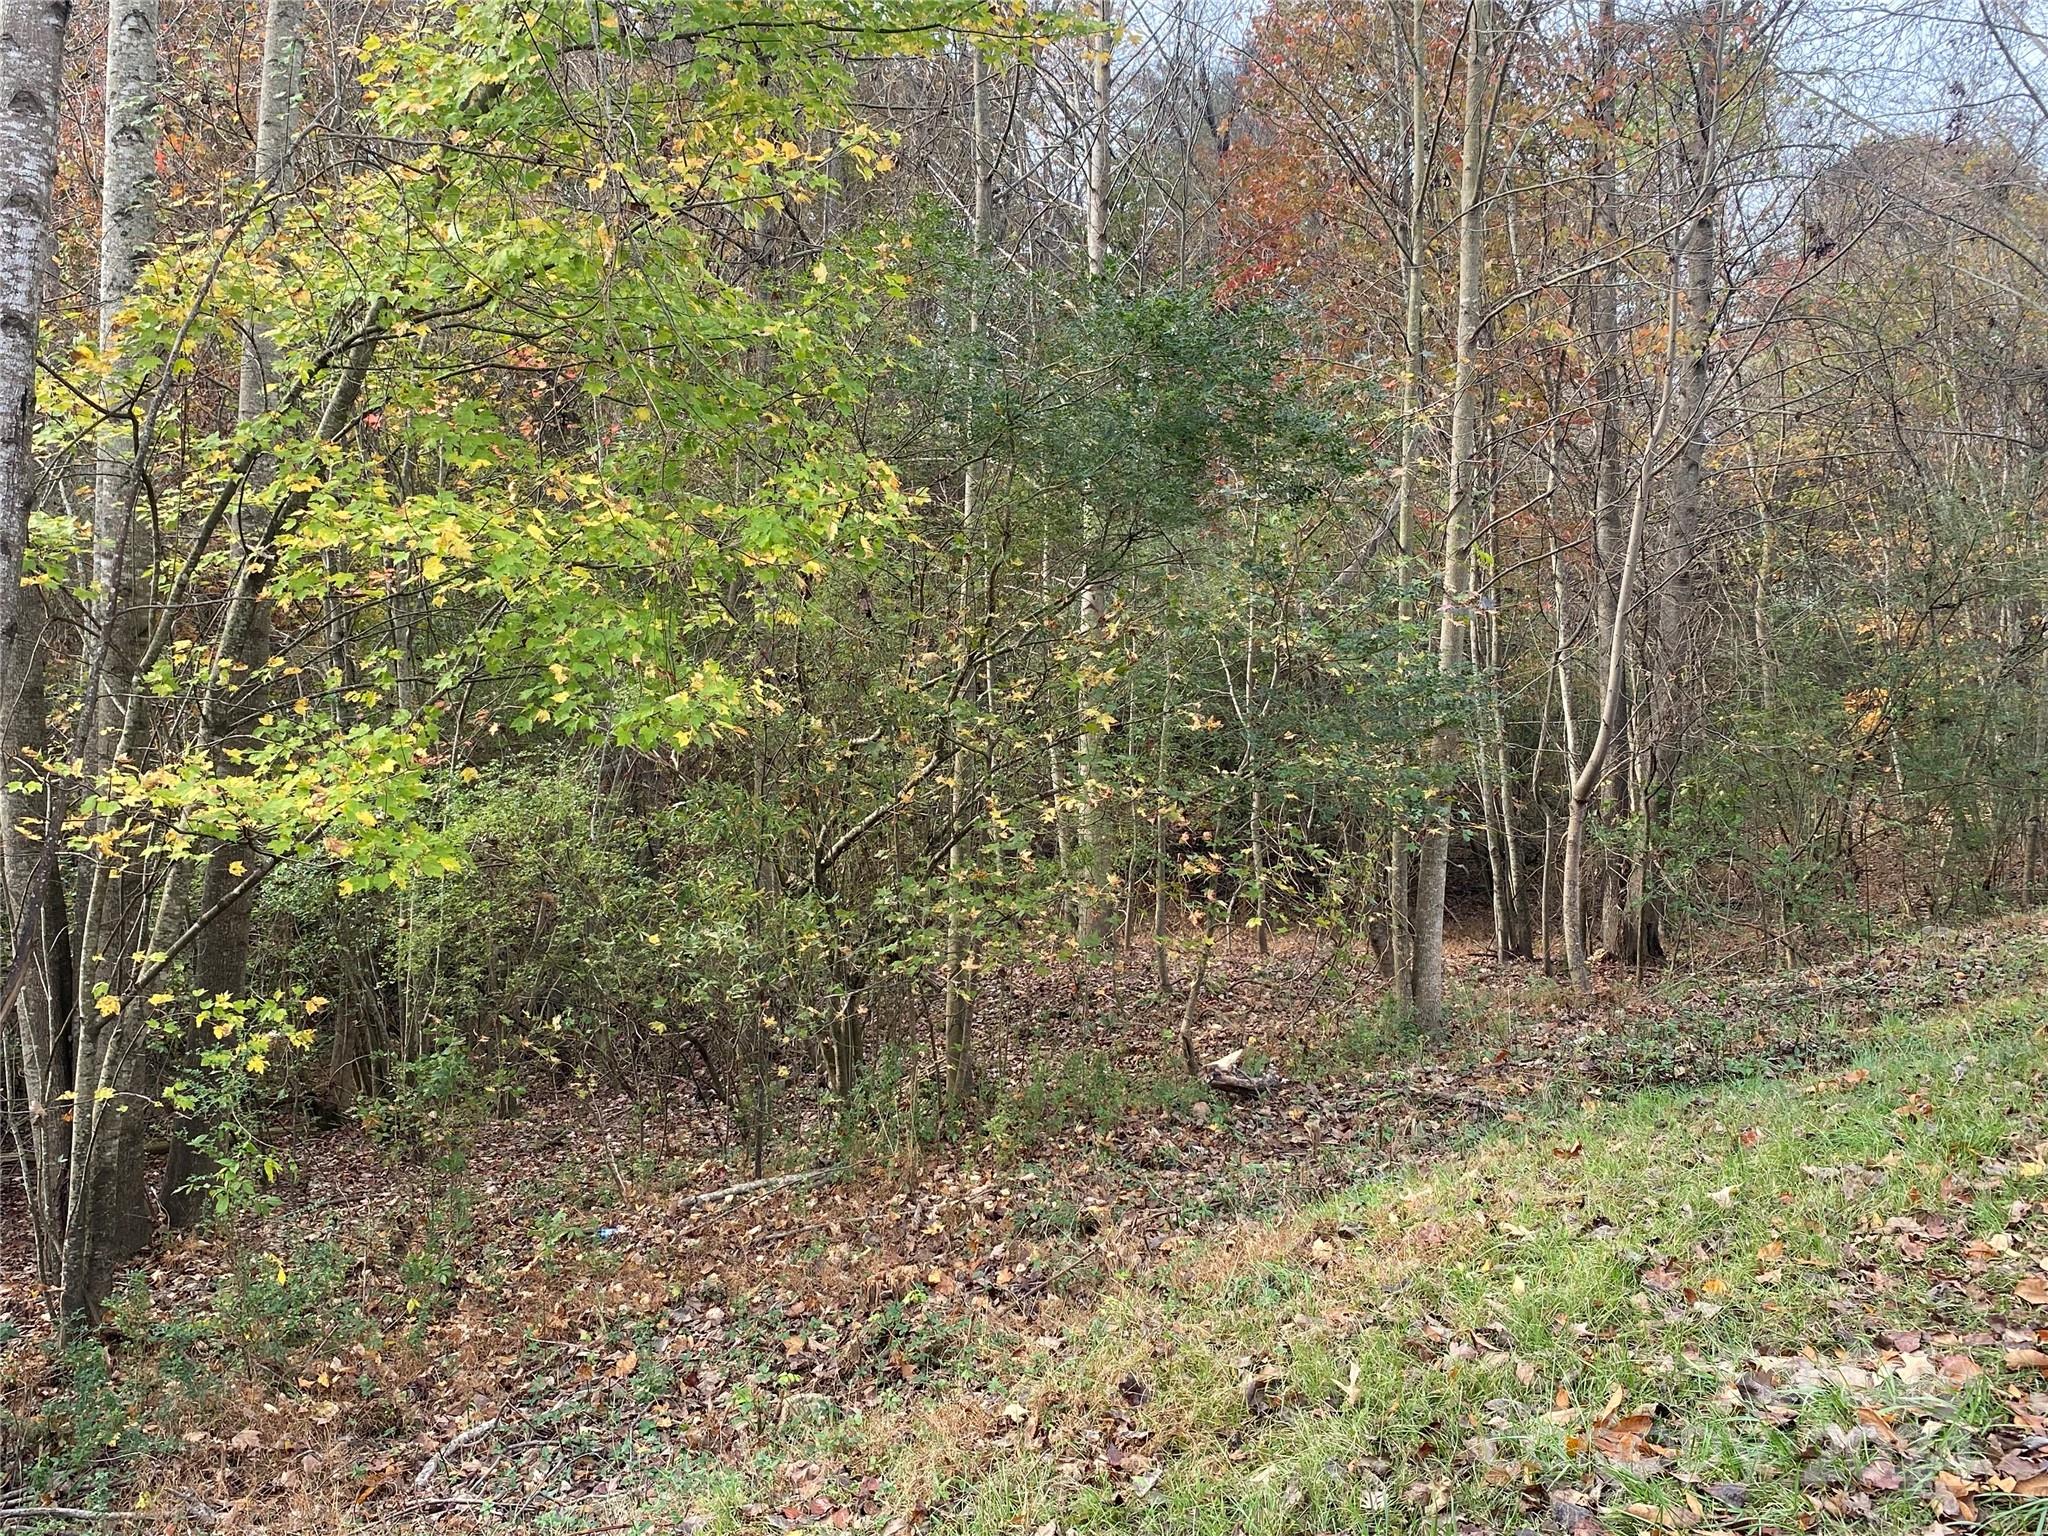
652;989;2048;1535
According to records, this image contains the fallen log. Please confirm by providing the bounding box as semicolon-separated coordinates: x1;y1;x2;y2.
681;1166;841;1208
1206;1049;1284;1097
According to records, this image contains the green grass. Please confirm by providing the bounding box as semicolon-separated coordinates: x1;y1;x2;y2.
648;988;2048;1535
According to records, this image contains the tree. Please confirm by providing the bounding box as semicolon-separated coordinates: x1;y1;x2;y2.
1411;0;1496;1038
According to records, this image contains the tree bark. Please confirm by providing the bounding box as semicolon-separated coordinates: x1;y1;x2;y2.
1640;15;1723;963
1074;0;1114;947
1387;0;1429;1009
0;0;77;1306
88;0;159;753
1413;0;1492;1039
944;50;989;1110
1565;307;1683;995
77;0;164;1277
1563;0;1621;991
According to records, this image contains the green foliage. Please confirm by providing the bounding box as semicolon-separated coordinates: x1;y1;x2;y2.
9;0;1037;1262
0;1341;139;1504
150;989;327;1220
359;1037;495;1160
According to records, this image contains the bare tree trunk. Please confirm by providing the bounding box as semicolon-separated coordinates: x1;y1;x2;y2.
1548;542;1580;977
1249;785;1270;955
944;51;989;1110
88;0;158;758
32;0;182;1316
0;0;78;1309
1152;680;1172;993
1476;720;1510;959
1178;935;1210;1075
1388;0;1429;1009
77;0;164;1278
1657;21;1721;760
1074;0;1114;947
1563;0;1620;991
1044;545;1074;911
1484;597;1528;957
1565;321;1682;996
1641;16;1723;963
1413;0;1492;1039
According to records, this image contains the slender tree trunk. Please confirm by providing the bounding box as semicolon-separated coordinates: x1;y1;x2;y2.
1565;310;1682;995
1657;23;1721;766
1476;719;1510;959
1388;0;1429;1008
1249;785;1270;956
1152;678;1173;993
944;52;989;1110
1563;0;1621;991
1413;0;1492;1039
1178;936;1209;1075
1074;0;1114;946
1485;599;1528;957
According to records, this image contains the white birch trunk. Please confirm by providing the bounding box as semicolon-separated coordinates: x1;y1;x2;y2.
0;0;77;1302
88;0;159;760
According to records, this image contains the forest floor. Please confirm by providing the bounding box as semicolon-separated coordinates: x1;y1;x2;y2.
5;916;2048;1533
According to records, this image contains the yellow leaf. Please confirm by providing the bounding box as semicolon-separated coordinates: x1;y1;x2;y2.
96;994;122;1017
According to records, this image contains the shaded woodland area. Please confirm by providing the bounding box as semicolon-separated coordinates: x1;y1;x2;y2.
3;0;2048;1522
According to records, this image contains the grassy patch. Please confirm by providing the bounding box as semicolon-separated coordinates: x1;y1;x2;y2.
667;990;2048;1535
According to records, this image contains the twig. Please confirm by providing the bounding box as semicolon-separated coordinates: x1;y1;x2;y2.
411;1417;502;1490
680;1167;841;1208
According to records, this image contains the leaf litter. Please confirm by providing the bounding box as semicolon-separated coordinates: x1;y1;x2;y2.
4;917;2048;1530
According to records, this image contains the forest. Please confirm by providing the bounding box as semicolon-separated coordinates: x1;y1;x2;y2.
4;0;2048;1526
